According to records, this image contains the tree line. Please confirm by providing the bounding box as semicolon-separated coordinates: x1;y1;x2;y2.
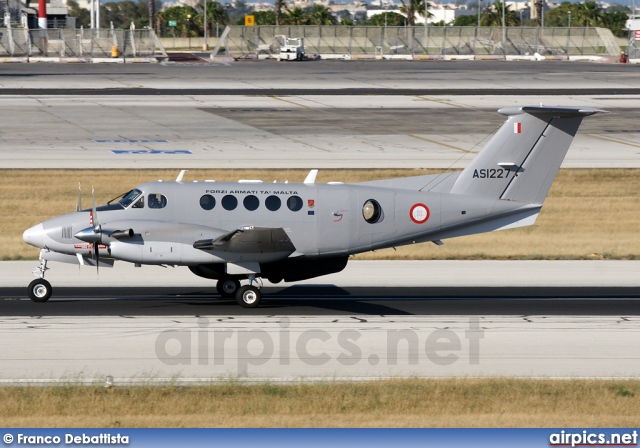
66;0;631;38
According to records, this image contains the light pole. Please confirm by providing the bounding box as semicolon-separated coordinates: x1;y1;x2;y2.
565;10;571;55
187;14;191;49
477;0;481;26
384;2;388;28
203;1;208;51
424;0;428;26
501;0;506;55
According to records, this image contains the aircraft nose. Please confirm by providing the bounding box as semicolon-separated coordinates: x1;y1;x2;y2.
23;223;45;248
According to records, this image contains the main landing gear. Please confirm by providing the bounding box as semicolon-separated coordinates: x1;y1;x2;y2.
28;259;52;302
217;274;263;308
216;278;241;298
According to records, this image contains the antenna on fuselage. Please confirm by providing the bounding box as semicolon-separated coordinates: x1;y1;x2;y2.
304;169;318;184
76;183;82;212
176;170;188;182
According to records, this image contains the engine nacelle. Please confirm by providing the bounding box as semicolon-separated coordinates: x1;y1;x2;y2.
108;240;143;264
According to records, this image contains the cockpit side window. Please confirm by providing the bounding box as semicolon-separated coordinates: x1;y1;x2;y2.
148;194;167;209
118;189;143;208
132;196;145;208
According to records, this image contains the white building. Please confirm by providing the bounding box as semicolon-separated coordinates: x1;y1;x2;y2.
366;6;456;25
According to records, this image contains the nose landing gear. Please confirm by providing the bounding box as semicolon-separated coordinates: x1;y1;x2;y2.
28;259;52;302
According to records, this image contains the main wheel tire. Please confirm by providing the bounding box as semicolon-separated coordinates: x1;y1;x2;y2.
216;278;240;298
236;285;261;308
28;279;52;303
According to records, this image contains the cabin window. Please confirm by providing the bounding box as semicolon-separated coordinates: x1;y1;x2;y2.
362;199;382;224
200;194;216;211
148;194;167;209
265;195;281;211
244;195;259;211
287;195;303;212
222;195;238;211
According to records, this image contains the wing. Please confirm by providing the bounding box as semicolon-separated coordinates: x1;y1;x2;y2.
193;226;296;257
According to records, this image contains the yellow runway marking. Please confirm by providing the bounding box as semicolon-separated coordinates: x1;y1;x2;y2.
587;134;640;150
408;134;473;153
270;96;312;108
415;97;466;108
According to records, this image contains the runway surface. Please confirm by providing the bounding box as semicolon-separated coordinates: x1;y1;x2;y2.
2;261;640;382
0;60;638;168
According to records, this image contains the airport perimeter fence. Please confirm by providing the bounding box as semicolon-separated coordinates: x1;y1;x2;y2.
0;28;165;59
225;26;620;58
626;32;639;58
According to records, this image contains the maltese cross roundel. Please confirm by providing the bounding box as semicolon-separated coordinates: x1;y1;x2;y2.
410;203;430;224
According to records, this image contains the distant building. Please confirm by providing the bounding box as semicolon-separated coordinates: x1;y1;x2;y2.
366;6;456;24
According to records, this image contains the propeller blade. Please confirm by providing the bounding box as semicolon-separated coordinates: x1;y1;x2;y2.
93;241;99;276
76;183;82;212
91;187;100;276
91;187;99;232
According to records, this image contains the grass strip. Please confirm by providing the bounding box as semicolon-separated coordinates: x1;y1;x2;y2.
1;378;639;427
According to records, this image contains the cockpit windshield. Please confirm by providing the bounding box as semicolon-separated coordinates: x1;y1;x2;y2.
116;189;143;208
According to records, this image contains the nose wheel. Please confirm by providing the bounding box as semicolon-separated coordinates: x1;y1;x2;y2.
28;278;52;302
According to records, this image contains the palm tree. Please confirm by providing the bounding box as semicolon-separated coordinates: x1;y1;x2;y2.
368;11;407;26
307;4;338;25
576;1;603;27
480;1;519;26
416;0;434;22
399;0;433;26
200;0;228;38
533;0;542;26
275;0;285;26
149;0;155;31
399;0;415;25
542;2;576;27
282;6;309;25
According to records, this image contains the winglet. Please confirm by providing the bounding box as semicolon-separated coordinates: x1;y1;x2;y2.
304;169;318;184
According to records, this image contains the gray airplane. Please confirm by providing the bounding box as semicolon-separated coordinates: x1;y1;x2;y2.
23;106;604;307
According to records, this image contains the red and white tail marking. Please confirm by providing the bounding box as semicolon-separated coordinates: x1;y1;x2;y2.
514;122;522;134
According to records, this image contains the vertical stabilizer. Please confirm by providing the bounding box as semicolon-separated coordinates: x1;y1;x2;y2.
449;106;604;204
